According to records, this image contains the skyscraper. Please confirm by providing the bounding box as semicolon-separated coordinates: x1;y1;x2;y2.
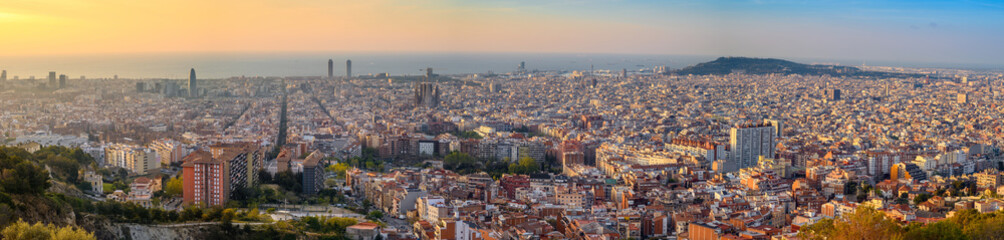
622;68;627;78
726;121;777;172
426;67;433;80
1;70;6;82
328;59;334;79
48;71;56;88
189;68;197;98
346;60;352;77
58;74;66;89
832;89;841;101
517;61;526;73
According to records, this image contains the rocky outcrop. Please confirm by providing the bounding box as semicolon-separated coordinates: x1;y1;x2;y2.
2;192;235;240
48;180;88;199
0;196;218;240
78;214;220;240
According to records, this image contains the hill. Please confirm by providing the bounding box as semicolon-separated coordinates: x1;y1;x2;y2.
675;57;923;78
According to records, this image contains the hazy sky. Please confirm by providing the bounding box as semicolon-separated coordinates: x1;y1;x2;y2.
1;0;1001;66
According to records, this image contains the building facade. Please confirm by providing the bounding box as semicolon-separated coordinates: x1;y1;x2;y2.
182;150;230;207
727;121;777;172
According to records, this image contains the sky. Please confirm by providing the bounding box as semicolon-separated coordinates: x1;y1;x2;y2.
0;0;1002;67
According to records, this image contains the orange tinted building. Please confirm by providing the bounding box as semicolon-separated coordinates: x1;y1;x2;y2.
182;150;230;207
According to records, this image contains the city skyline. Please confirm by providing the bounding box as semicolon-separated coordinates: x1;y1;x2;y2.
0;0;1001;67
2;1;1004;239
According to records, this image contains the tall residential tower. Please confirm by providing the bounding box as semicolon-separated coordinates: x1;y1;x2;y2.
48;71;57;88
725;121;777;172
58;74;66;89
346;60;352;77
328;59;334;79
182;150;229;207
189;68;197;98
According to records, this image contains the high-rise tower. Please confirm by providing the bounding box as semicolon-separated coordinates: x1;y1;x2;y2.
58;74;66;89
48;71;57;88
327;59;333;79
346;60;352;77
189;68;197;98
1;70;6;82
726;121;777;172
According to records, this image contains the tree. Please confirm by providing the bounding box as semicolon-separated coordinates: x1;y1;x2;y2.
0;147;33;166
955;211;1004;240
1;219;96;240
42;156;80;183
0;161;51;194
914;193;932;205
895;198;909;205
304;216;322;232
799;218;836;240
0;219;49;240
843;181;858;195
444;152;478;172
181;207;204;221
258;169;273;183
799;207;902;240
902;221;967;240
221;208;237;224
323;217;358;234
164;176;184;198
117;168;129;181
367;210;384;221
202;207;224;221
274;171;302;193
326;163;350;178
457;131;482;139
508;157;540;174
33;146;94;167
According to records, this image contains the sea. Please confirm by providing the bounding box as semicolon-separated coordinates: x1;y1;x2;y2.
0;52;715;79
0;52;995;79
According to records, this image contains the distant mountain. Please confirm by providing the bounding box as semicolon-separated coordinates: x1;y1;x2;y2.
674;57;923;78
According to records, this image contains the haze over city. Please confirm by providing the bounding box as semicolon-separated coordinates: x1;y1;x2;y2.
1;0;1002;68
0;1;1003;240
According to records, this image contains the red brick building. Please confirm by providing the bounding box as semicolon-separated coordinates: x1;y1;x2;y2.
182;150;230;207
